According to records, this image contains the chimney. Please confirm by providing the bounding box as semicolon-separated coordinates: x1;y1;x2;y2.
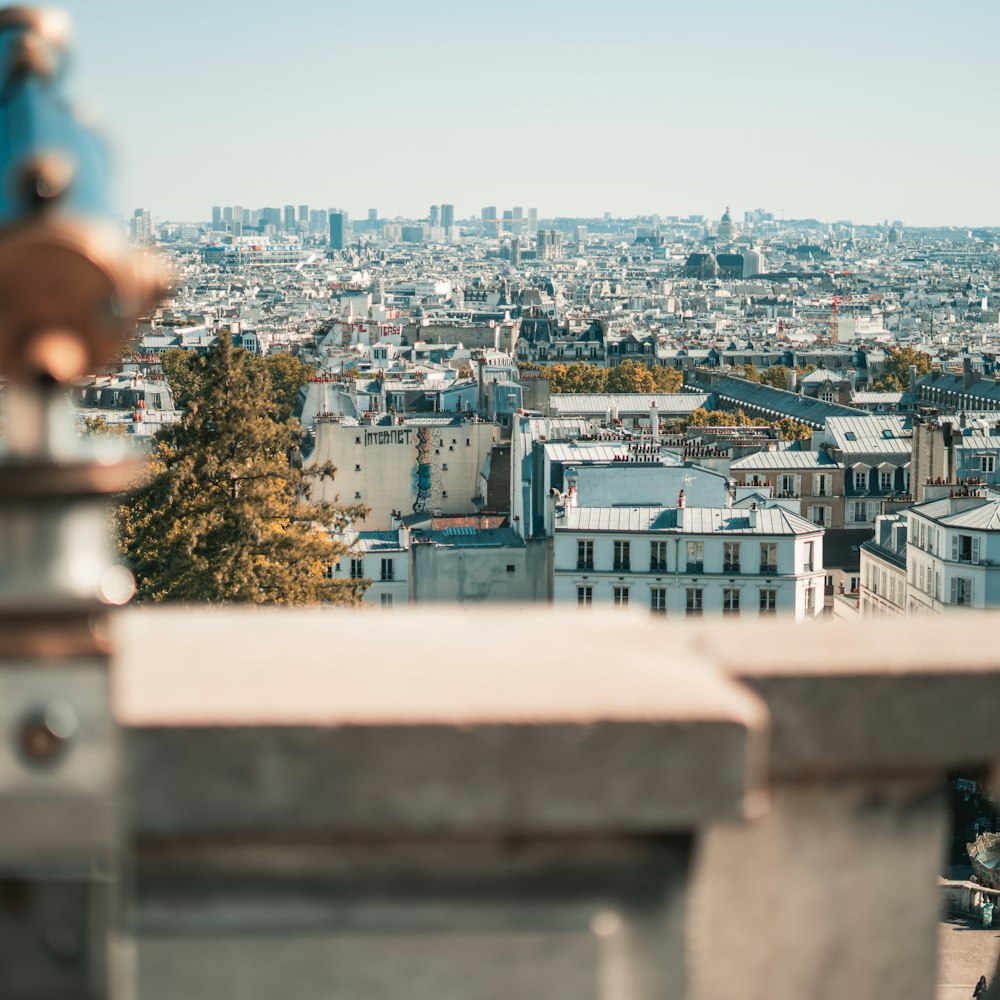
787;368;798;393
676;489;685;528
909;363;918;398
748;502;759;528
650;399;659;447
964;355;976;389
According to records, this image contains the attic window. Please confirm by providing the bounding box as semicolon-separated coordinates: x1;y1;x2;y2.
355;464;362;472
845;431;857;441
881;429;894;439
355;436;361;444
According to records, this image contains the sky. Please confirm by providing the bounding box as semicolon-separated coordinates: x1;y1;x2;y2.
54;0;1000;226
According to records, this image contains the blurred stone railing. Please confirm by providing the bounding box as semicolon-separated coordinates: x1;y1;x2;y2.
95;610;1000;1000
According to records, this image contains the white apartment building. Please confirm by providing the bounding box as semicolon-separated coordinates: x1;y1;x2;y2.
327;530;410;609
553;501;825;622
905;489;1000;613
859;514;908;617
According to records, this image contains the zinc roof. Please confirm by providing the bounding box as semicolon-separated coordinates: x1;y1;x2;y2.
559;505;821;536
548;393;711;416
730;451;842;471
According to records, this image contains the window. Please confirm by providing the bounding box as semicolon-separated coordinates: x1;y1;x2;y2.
951;577;973;606
879;470;893;491
613;586;629;607
506;564;515;573
759;589;777;615
814;474;830;497
685;587;703;617
350;558;364;579
810;506;830;527
851;501;868;522
953;533;980;564
849;575;860;593
982;455;996;474
760;542;777;574
723;541;741;573
355;464;362;472
577;540;594;570
805;588;816;614
380;558;394;582
613;540;630;572
686;540;704;573
650;588;667;614
650;541;667;572
380;593;393;608
723;589;740;615
577;586;593;606
854;469;868;490
323;563;335;579
779;474;799;497
804;541;815;573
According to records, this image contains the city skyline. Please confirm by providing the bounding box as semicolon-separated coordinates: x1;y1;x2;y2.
58;0;999;226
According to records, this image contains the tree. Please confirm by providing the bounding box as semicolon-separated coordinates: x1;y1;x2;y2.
118;336;366;605
160;346;203;410
651;365;683;392
872;347;933;391
160;345;316;422
605;361;656;393
259;352;316;422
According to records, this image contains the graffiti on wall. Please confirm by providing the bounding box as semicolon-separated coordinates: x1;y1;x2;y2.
413;427;433;513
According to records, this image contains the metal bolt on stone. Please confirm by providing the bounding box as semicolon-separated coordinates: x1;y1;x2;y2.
0;6;164;998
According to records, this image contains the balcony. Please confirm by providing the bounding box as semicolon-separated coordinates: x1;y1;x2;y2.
576;560;594;570
686;561;704;574
613;560;630;572
650;560;667;572
723;562;741;574
759;562;779;575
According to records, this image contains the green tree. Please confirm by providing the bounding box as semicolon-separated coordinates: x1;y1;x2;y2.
160;346;204;410
259;352;316;422
872;346;933;391
118;336;366;605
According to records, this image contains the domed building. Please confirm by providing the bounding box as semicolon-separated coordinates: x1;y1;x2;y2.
718;206;738;242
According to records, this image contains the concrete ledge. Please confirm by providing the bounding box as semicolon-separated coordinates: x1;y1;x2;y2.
692;617;1000;779
113;609;768;836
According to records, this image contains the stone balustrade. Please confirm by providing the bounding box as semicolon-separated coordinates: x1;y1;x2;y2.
91;610;1000;1000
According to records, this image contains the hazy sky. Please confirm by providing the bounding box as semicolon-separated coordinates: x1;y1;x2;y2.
55;0;999;226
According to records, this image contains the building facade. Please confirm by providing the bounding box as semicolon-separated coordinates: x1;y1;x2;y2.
553;502;825;621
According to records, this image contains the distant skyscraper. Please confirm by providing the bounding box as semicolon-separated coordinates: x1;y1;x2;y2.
211;205;222;230
509;236;521;267
482;206;497;222
298;204;309;224
429;205;440;227
329;210;349;250
440;204;454;229
130;208;153;243
283;205;295;231
528;207;538;233
310;208;328;235
223;206;234;224
368;208;378;230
